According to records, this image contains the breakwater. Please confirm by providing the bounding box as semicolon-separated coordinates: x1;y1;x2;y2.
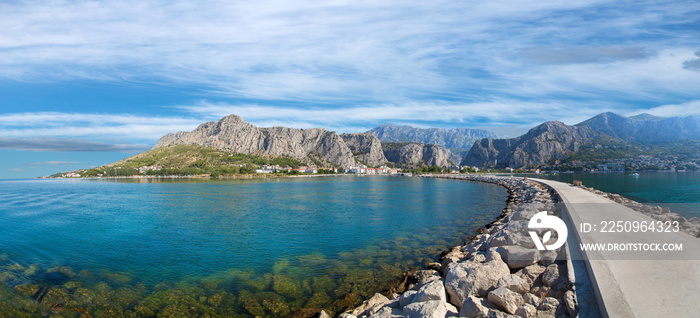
344;175;580;318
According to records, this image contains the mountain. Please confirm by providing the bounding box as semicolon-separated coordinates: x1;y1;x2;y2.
366;124;498;152
340;133;388;167
154;114;357;167
464;112;700;168
463;121;598;168
152;115;466;169
383;142;460;168
577;112;700;143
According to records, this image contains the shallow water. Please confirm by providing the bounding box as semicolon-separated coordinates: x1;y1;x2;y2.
0;176;507;317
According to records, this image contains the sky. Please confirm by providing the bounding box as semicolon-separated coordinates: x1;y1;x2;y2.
1;0;699;178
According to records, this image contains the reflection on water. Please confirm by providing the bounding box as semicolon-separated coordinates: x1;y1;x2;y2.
0;177;506;316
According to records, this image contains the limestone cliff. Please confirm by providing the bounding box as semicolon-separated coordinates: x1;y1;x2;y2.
340;133;387;167
153;114;356;167
463;121;598;168
382;142;458;168
366;125;498;151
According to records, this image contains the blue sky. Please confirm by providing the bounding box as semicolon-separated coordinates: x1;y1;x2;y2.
1;0;699;178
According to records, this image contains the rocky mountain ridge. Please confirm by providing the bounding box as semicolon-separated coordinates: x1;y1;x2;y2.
153;114;461;169
576;112;700;143
463;122;598;169
154;114;357;167
366;124;498;152
382;143;461;168
463;112;700;169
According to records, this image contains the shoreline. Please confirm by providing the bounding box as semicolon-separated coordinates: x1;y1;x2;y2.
345;173;700;318
343;174;580;318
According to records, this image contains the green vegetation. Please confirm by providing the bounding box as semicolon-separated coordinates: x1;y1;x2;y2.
561;139;642;163
54;144;310;178
409;166;443;174
560;140;700;165
460;166;478;173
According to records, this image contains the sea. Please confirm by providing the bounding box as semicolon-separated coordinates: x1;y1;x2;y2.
530;171;700;219
0;176;507;316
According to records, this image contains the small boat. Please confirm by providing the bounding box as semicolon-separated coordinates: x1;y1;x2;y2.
630;172;640;177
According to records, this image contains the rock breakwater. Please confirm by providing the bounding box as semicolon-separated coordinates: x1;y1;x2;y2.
344;175;579;318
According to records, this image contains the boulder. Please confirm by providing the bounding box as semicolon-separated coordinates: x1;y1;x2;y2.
485;248;503;262
537;297;559;312
413;270;441;285
516;264;546;285
564;290;579;317
538;250;559;266
541;264;560;287
352;293;390;316
496;274;530;294
463;234;490;253
402;300;450;318
367;306;404;318
398;290;417;308
514;303;537;318
488;287;524;314
441;248;467;270
445;260;510;306
497;246;541;270
522;293;540;307
411;279;447;303
459;296;490;318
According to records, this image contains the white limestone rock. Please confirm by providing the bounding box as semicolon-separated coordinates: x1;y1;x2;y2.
367;306;405;318
402;300;450;318
459;295;490;318
522;293;540;307
496;274;530;294
564;290;579;317
497;246;541;270
411;279;447;303
514;303;537;318
352;293;391;316
488;287;524;314
516;264;546;286
541;264;560;287
398;290;417;308
537;296;559;312
445;260;510;306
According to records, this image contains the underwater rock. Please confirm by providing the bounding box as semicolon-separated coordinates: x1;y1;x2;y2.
272;274;304;299
13;284;39;297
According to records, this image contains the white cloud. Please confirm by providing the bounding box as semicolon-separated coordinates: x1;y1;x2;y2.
25;161;80;166
176;99;604;131
0;137;152;152
0;112;203;140
0;0;698;141
631;100;700;117
3;0;690;104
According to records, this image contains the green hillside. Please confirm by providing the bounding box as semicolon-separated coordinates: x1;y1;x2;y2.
50;144;307;178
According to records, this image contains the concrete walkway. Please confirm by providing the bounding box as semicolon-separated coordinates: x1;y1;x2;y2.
533;178;700;318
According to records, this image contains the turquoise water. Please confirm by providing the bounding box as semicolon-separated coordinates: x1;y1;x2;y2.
0;176;507;316
530;172;700;219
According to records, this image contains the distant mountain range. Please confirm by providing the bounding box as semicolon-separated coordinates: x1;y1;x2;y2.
464;112;700;168
51;111;700;177
366;124;498;152
577;112;700;143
